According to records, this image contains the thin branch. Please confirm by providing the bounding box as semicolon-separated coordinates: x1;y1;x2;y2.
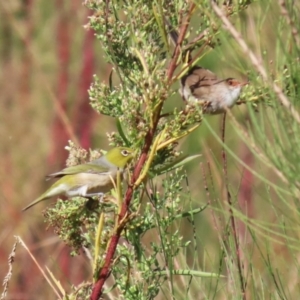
210;0;300;125
226;110;293;188
278;0;300;49
221;113;246;299
186;29;208;49
166;3;196;81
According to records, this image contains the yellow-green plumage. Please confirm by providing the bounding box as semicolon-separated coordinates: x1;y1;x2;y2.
23;147;134;211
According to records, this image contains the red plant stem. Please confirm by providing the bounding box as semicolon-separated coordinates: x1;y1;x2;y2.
73;17;96;149
166;3;195;81
90;128;156;299
90;4;196;298
21;0;34;292
20;0;33;107
53;0;71;281
48;1;71;167
239;143;254;237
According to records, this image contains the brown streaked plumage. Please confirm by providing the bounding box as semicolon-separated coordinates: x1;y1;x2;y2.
180;66;248;114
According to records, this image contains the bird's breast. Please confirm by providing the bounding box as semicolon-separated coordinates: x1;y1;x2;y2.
66;172;119;196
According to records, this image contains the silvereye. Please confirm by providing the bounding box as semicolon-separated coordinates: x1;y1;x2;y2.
23;147;134;211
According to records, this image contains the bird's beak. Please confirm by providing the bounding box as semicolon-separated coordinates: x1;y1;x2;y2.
240;79;249;86
132;149;139;158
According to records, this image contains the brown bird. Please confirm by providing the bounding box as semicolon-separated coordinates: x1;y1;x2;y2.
163;18;248;114
180;66;248;114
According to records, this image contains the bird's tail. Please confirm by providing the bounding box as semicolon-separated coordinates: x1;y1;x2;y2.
22;194;51;211
164;17;179;45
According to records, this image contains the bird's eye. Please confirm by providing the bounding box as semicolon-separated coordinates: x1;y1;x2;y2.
121;150;129;156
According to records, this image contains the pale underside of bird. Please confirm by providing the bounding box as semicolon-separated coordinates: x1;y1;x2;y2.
180;66;247;114
43;156;120;198
43;172;116;199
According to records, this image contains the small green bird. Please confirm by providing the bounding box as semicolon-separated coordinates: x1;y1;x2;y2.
23;147;134;211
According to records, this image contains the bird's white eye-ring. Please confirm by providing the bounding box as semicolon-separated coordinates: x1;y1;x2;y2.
121;149;130;156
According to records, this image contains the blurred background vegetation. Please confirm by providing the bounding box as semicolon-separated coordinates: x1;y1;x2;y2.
1;0;300;299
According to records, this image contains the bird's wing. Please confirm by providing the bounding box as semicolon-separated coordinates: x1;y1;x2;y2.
46;164;110;180
190;67;219;88
183;67;220;100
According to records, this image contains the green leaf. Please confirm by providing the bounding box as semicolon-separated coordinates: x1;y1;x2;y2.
153;269;225;278
152;154;201;176
116;118;131;147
